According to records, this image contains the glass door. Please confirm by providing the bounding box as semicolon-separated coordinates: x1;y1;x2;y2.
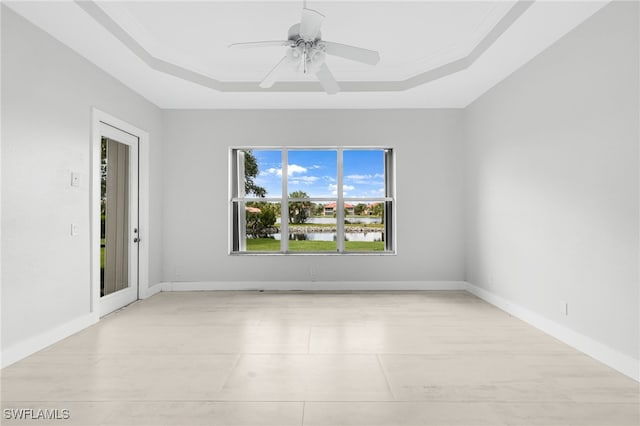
99;123;139;316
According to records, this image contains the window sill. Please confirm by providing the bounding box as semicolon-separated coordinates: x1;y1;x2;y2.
229;251;397;256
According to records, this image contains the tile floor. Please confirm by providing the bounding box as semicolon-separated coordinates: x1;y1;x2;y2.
1;291;638;425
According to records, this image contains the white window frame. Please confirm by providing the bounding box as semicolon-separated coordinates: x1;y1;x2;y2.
229;147;396;255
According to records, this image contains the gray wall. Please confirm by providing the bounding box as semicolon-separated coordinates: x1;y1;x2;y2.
162;109;465;283
464;1;639;359
1;7;164;350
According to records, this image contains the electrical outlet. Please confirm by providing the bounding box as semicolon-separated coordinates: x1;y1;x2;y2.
70;172;80;187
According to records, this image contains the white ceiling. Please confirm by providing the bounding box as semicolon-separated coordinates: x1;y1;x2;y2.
6;1;608;109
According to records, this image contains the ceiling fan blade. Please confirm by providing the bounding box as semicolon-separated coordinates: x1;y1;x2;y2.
260;55;299;88
300;8;324;41
323;41;380;65
315;63;340;95
228;40;293;49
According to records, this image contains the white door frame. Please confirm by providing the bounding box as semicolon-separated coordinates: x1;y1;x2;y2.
91;108;149;318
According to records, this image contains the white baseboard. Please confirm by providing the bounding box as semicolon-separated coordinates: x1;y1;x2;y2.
139;282;165;299
1;313;98;369
465;282;639;382
163;280;467;291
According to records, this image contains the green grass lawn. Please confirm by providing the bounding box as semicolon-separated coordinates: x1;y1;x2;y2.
245;238;384;252
101;239;105;268
344;241;385;251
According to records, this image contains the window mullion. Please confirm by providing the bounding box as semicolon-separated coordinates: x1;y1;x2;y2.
229;150;238;253
336;148;344;253
385;148;394;252
238;151;247;252
280;149;288;253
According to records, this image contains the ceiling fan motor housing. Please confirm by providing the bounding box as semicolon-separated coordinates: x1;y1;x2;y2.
288;23;320;43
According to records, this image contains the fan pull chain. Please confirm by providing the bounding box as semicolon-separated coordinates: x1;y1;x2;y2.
303;47;307;74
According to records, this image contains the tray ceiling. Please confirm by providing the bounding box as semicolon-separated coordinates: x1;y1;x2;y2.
5;1;609;108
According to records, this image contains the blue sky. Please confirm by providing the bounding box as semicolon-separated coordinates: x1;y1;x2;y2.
252;149;384;199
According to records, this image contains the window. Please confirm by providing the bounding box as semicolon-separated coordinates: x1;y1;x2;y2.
230;148;395;254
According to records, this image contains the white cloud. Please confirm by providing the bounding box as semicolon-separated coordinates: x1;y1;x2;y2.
291;176;319;185
261;167;279;176
345;174;371;181
287;164;307;175
261;164;308;177
297;176;319;183
345;173;385;182
328;184;356;196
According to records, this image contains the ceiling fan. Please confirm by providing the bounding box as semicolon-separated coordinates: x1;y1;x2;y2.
228;5;380;94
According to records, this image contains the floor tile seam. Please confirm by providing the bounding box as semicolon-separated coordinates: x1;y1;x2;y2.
10;400;633;405
217;354;243;393
12;351;585;357
1;400;308;404
487;401;640;405
375;354;398;401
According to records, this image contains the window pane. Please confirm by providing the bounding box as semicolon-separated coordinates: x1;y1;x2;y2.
233;201;281;252
242;149;282;198
288;201;337;252
287;150;336;198
343;150;385;198
344;200;386;252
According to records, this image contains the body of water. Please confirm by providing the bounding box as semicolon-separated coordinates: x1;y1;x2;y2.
261;216;383;242
266;231;383;242
311;217;382;225
275;217;382;225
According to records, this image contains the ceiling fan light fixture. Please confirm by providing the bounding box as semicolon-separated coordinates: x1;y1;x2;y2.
229;4;380;94
287;46;302;60
306;49;325;74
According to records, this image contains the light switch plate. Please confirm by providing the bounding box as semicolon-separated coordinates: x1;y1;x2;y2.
71;223;79;236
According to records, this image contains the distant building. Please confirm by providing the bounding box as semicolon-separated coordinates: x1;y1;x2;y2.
323;202;355;216
364;202;381;215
